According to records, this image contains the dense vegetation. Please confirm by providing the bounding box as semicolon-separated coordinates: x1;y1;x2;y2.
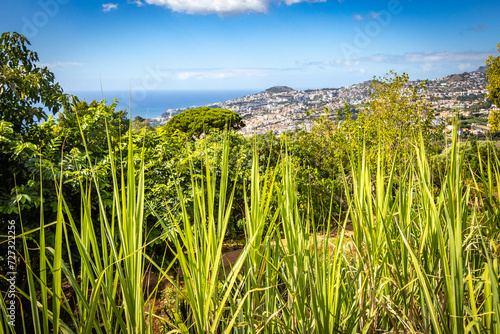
163;106;245;138
2;31;500;333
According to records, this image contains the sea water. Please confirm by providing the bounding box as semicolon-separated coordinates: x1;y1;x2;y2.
68;90;259;119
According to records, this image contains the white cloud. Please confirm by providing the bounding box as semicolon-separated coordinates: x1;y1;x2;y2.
144;0;325;16
38;61;85;70
103;3;118;12
299;50;492;71
127;0;145;6
361;50;492;64
284;0;313;4
353;12;381;21
369;55;388;62
298;59;359;68
169;68;284;80
343;60;359;66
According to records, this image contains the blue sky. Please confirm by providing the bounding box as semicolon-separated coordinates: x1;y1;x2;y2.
1;0;499;92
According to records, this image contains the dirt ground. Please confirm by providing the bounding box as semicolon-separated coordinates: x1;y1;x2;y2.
221;223;354;267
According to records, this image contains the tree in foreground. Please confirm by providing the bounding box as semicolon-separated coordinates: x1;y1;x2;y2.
163;106;245;138
0;32;65;137
486;43;500;132
300;71;438;175
359;71;438;160
0;31;66;214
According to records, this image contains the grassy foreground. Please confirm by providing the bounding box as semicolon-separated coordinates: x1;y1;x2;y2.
1;127;500;333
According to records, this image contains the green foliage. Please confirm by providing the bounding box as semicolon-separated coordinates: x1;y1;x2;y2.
430;138;500;191
486;43;500;108
131;115;154;132
292;72;441;222
58;96;129;155
1;111;156;333
159;128;500;333
0;120;20;163
163;106;245;138
4;35;500;333
0;32;65;137
0;95;129;216
299;71;439;176
4;124;500;333
142;129;281;242
487;43;500;132
359;71;439;160
490;109;500;133
0;32;65;216
488;110;500;132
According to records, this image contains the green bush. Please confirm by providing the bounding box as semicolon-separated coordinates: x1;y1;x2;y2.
162;106;245;138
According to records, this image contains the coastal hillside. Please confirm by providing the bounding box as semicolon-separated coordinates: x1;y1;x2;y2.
157;67;492;135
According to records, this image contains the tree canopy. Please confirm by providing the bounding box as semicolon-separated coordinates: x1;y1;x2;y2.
57;97;129;154
0;31;65;138
299;71;439;175
0;32;66;214
358;71;437;159
163;107;245;137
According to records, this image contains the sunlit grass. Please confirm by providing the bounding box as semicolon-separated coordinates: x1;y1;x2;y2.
2;124;500;333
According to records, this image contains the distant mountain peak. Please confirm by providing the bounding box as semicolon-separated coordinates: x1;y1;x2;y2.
475;66;487;73
263;86;295;94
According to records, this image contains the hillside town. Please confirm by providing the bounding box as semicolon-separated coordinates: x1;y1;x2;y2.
155;67;497;136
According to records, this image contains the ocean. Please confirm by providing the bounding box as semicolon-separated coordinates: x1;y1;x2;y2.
68;90;260;119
